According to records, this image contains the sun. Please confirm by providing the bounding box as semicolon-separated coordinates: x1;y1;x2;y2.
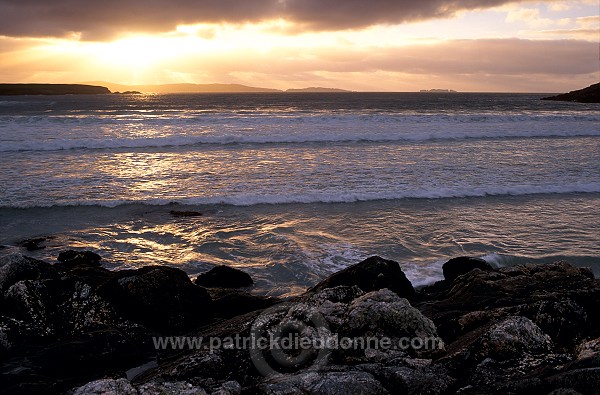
90;36;177;69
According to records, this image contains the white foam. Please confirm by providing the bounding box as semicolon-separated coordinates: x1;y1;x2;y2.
3;182;599;209
1;112;599;152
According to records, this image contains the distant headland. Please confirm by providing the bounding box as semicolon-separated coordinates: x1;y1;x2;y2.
0;82;353;95
85;81;351;94
0;84;110;95
541;83;600;103
286;87;352;93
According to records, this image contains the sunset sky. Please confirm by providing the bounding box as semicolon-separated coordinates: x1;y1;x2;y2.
0;0;598;92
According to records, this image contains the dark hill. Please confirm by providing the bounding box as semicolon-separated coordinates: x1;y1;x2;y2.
0;84;111;95
541;82;600;103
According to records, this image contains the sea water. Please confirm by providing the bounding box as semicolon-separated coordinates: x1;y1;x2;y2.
0;93;598;296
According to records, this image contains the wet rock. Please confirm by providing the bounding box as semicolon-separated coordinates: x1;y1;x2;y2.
57;250;102;268
98;266;213;331
474;316;552;360
211;380;241;395
344;289;441;357
138;381;208;394
17;237;49;251
170;210;203;217
442;256;494;283
309;256;415;300
195;266;253;288
418;261;600;343
3;279;61;337
358;363;454;395
576;337;600;361
260;370;387;395
0;255;58;295
545;368;600;394
73;378;137;395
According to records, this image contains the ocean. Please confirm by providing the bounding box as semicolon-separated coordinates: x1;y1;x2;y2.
0;92;598;297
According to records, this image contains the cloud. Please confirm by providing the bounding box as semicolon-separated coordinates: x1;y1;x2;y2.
0;0;549;40
196;38;599;76
505;7;554;27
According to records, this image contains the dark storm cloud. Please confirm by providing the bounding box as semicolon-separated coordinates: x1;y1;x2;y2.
0;0;531;39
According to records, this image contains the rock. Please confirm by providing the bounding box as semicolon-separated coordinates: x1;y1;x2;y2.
17;237;48;251
138;381;208;394
309;256;415;300
170;210;203;217
474;316;552;360
0;255;58;295
211;380;241;395
344;289;442;357
57;250;102;268
576;337;600;361
442;256;494;283
358;364;454;395
73;378;137;395
545;368;600;394
260;370;388;395
210;290;278;318
195;266;253;288
547;389;583;395
3;279;61;336
541;83;600;103
4;256;600;395
97;266;213;331
418;261;600;344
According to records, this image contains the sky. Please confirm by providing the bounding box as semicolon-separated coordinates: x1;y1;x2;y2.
0;0;598;92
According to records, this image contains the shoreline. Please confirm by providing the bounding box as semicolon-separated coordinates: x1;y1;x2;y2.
1;252;599;394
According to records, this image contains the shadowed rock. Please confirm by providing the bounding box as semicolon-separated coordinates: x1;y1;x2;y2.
195;265;253;288
3;254;600;395
309;256;415;300
98;266;213;331
17;237;49;251
57;250;102;268
442;256;494;283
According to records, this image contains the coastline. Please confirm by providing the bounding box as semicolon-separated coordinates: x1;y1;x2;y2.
1;252;599;394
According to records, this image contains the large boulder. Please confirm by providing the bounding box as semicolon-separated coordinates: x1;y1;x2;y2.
474;316;553;360
442;256;494;283
344;289;441;357
309;256;415;300
97;266;213;331
57;250;102;268
418;262;600;344
194;265;253;288
0;255;58;296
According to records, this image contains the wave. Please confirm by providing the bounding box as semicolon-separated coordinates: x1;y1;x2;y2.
1;129;599;152
3;183;599;209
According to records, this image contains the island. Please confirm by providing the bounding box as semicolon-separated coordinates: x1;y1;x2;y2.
0;83;111;95
541;82;600;103
420;89;457;92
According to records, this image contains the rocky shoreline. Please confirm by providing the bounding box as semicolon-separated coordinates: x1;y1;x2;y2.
1;253;599;394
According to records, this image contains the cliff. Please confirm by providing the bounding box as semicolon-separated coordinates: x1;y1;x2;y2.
0;84;111;95
541;83;600;103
